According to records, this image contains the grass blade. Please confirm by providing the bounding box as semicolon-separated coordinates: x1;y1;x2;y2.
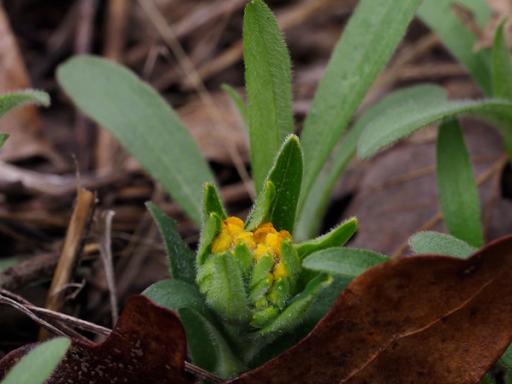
408;231;477;259
0;89;49;118
57;56;214;225
437;120;483;247
243;0;294;192
300;0;422;209
1;338;70;384
417;0;492;93
358;97;512;159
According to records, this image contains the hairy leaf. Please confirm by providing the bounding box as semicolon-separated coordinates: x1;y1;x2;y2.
303;247;388;279
179;308;244;379
221;84;248;126
492;21;512;101
143;279;206;313
295;217;358;258
243;0;294;191
437;120;483;247
409;231;476;259
300;0;422;210
358;97;512;159
146;202;196;283
295;85;441;239
246;135;302;232
57;56;214;225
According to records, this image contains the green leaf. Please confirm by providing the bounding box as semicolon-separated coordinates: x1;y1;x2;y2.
203;182;227;219
358;96;512;159
221;84;248;126
143;279;206;313
257;274;332;337
246;135;302;232
295;85;442;240
0;89;50;118
57;56;214;225
492;21;512;100
303;247;388;279
408;231;477;258
198;252;250;323
179;307;245;379
243;0;294;192
1;337;70;384
298;86;442;239
417;0;492;94
146;202;196;283
299;0;422;210
437;120;483;247
196;212;222;266
245;181;276;231
295;217;358;258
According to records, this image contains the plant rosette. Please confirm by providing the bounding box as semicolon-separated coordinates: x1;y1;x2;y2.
144;135;359;378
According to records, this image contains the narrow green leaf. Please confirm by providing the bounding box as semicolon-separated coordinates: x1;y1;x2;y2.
408;231;477;258
303;247;388;279
221;84;248;126
295;217;358;258
300;0;422;209
0;89;50;118
57;56;214;225
146;202;195;283
245;181;276;231
246;135;302;232
197;212;222;266
143;279;206;313
492;21;512;100
437;120;483;247
243;0;294;191
179;307;245;379
203;182;227;219
358;97;512;159
417;0;492;93
296;85;443;240
1;337;70;384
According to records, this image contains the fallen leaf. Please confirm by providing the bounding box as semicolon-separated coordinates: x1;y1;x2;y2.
0;295;190;384
230;235;512;384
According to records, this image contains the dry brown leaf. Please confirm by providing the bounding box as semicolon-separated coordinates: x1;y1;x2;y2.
231;235;512;384
0;295;190;383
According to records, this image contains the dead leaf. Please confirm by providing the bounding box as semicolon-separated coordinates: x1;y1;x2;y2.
0;295;190;384
230;235;512;384
0;4;59;163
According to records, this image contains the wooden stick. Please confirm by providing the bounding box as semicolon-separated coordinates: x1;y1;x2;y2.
41;188;95;339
